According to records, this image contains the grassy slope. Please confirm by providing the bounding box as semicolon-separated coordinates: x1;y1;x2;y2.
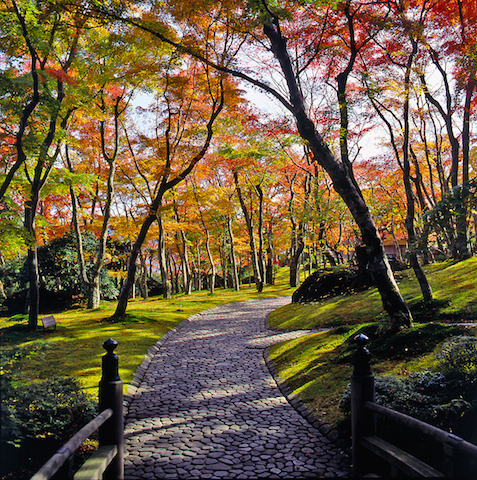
268;258;477;430
2;259;477;428
0;269;295;394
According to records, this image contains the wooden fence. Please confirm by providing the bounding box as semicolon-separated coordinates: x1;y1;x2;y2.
351;333;477;478
30;338;124;480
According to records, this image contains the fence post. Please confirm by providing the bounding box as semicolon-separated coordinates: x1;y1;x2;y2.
351;333;376;477
99;338;124;480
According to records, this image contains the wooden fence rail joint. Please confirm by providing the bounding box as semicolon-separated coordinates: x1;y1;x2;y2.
350;333;477;478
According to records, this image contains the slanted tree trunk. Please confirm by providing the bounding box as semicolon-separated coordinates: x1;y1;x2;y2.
263;17;412;330
113;84;224;318
121;7;412;329
114;215;156;316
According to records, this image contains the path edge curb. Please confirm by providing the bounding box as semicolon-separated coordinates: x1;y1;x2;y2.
263;347;349;454
263;311;351;458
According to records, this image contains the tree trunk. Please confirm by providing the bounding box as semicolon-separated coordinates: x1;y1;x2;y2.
139;248;149;300
205;230;216;294
196;242;202;291
176;228;192;295
221;233;228;288
26;240;39;329
192;182;215;293
402;38;433;303
266;221;274;285
263;19;412;329
233;169;263;292
157;214;172;299
25;164;53;329
227;216;240;291
256;183;267;284
421;61;470;260
113;85;224;317
289;234;304;288
114;215;156;317
87;97;121;308
288;174;303;288
69;180;89;291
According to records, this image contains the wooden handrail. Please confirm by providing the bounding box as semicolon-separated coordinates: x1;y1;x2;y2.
31;408;113;480
30;336;124;480
350;333;477;478
364;401;477;457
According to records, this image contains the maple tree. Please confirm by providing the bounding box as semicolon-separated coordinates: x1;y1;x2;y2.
62;18;155;309
89;0;415;329
112;55;240;317
0;1;91;328
1;0;477;332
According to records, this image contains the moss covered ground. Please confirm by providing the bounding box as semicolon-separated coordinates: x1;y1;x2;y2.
0;270;296;394
268;258;477;433
2;259;477;441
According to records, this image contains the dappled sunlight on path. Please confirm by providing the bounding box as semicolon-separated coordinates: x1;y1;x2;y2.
123;297;350;479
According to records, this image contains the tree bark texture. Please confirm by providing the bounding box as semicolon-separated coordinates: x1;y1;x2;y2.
157;214;172;299
263;19;412;328
227;216;240;291
402;37;433;303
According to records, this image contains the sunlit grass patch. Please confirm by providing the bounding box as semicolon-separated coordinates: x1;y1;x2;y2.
0;268;296;394
268;321;472;430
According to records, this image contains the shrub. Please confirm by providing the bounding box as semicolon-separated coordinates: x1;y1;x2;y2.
339;374;440;421
1;377;97;447
339;370;471;426
436;335;477;375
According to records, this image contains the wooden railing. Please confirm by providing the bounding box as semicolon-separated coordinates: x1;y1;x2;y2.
350;333;477;478
31;339;124;480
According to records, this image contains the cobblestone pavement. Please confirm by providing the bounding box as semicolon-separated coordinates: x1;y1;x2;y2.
124;297;351;479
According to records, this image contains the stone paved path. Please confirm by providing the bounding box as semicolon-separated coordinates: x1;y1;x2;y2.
124;297;351;479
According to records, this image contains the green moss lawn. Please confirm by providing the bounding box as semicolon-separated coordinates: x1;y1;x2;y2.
0;269;296;395
268;258;477;431
2;258;477;436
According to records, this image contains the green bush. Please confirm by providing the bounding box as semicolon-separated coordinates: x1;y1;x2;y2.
436;335;477;375
339;371;470;427
339;373;441;420
1;377;97;447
